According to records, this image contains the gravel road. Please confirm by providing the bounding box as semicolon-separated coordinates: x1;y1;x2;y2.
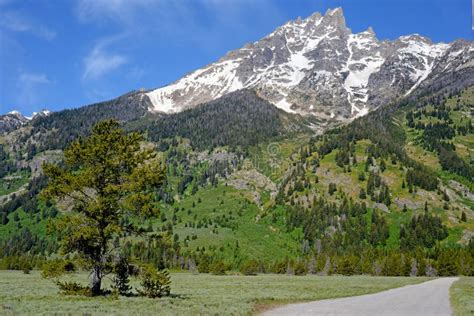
263;277;459;316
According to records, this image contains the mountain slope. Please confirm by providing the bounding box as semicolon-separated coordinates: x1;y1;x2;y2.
145;89;311;150
0;85;472;276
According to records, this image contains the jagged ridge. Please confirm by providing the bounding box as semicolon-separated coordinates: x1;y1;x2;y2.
145;7;473;126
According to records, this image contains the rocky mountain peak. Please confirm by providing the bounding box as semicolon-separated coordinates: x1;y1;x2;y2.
144;7;473;130
322;7;347;30
365;26;376;36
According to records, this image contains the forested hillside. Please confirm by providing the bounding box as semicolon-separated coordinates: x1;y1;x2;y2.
0;86;473;277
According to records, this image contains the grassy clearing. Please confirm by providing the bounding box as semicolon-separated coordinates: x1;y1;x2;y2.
0;271;431;315
157;185;300;263
450;277;474;316
0;169;30;196
0;208;49;240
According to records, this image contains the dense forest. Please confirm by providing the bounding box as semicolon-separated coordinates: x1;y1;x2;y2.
145;90;308;150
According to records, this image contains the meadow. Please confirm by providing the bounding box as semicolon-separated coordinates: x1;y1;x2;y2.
450;277;474;316
0;270;432;315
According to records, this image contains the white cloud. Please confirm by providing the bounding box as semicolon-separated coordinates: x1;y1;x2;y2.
74;0;283;53
17;72;52;106
75;0;154;25
19;73;51;84
75;0;283;83
0;11;56;40
82;37;128;80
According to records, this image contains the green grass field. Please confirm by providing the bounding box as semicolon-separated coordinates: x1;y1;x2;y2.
0;271;431;315
450;277;474;316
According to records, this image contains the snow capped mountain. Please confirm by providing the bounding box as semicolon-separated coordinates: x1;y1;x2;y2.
143;7;473;125
28;109;52;120
0;109;51;133
0;111;29;133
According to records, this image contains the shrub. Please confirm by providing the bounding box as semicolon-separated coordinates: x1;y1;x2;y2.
112;258;132;296
197;256;210;273
272;260;287;274
22;264;31;274
137;265;171;298
55;280;91;296
209;261;227;275
294;261;307;276
41;259;76;279
20;259;32;274
240;260;259;276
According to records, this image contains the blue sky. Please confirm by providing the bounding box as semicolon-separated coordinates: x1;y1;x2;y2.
0;0;472;115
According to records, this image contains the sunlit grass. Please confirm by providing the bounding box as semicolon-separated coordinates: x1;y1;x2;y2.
0;270;431;315
450;277;474;316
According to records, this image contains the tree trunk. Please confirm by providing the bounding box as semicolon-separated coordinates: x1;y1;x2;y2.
90;266;102;296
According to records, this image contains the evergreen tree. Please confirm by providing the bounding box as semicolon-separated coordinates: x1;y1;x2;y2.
42;120;166;296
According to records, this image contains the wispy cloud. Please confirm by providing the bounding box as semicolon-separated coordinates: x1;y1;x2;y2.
74;0;282;45
75;0;150;25
82;36;128;80
17;72;52;106
0;11;56;40
19;73;51;84
73;0;284;81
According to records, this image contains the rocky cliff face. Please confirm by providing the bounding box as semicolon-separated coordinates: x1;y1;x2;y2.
144;7;473;124
0;110;51;134
0;111;29;133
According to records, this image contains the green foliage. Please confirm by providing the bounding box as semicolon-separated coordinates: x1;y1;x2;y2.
436;250;459;276
55;280;91;296
21;262;32;274
369;210;390;246
30;91;148;151
240;260;260;275
400;212;448;250
42;120;166;295
293;261;307;276
209;261;227;275
41;259;75;279
337;255;359;275
406;167;438;191
197;255;210;273
1;82;473;281
439;147;474;180
0;256;44;271
112;257;132;296
146;90;306;151
405;98;473;182
137;265;171;298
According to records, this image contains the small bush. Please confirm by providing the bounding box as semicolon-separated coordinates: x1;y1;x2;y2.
137;265;171;298
294;261;307;276
197;257;210;273
240;260;259;276
209;261;226;275
22;265;31;274
55;280;91;296
41;259;76;279
21;261;32;274
112;258;132;296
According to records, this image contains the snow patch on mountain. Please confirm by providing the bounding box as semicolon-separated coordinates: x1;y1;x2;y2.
343;32;385;115
147;59;244;113
143;7;470;125
399;38;450;96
